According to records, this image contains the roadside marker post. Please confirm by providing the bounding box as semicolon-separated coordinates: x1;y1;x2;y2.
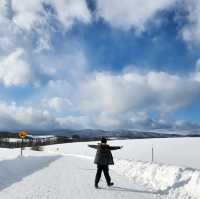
152;146;154;163
18;131;28;156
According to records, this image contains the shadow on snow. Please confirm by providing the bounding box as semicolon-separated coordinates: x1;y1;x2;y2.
0;155;60;191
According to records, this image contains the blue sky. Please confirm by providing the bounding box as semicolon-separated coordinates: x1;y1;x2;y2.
0;0;200;131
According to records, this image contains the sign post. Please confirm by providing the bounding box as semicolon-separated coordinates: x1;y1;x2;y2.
18;131;28;156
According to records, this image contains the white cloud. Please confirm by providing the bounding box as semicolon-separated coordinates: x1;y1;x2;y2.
174;120;200;131
42;80;74;99
38;51;88;80
50;0;91;29
0;0;12;19
0;99;198;130
12;0;44;31
43;97;72;112
57;115;91;129
0;100;90;130
0;0;91;52
96;0;178;31
95;0;200;45
33;67;200;129
0;101;60;130
181;0;200;44
0;48;33;86
192;59;200;81
94;112;122;129
78;70;200;115
11;0;91;31
0;3;22;52
0;1;200;130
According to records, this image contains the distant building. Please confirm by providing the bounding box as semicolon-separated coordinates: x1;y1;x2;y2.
0;135;57;148
27;135;57;144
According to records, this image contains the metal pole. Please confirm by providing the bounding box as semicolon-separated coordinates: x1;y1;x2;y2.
21;138;23;156
152;146;154;163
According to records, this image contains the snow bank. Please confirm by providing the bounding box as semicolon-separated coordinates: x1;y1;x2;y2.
113;159;200;199
0;148;22;161
0;155;60;191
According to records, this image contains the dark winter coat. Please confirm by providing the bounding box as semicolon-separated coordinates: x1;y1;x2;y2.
88;143;121;165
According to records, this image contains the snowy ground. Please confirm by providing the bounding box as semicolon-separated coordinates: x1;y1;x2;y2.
0;155;158;199
46;137;200;169
0;138;199;199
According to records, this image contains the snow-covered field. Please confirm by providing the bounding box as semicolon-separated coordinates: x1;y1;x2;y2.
0;138;199;199
46;137;200;169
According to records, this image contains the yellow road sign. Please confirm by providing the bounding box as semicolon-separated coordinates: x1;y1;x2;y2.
19;131;28;139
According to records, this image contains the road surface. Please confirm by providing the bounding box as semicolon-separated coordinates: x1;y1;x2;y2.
0;155;159;199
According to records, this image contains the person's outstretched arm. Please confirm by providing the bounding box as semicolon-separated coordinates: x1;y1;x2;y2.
88;144;98;149
109;146;123;150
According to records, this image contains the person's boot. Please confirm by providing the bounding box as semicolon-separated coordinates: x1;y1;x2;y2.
108;182;114;187
95;184;99;188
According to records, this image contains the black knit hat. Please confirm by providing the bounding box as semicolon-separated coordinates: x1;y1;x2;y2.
101;137;107;143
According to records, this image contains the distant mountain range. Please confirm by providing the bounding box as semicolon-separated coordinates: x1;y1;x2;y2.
25;129;199;139
0;129;199;139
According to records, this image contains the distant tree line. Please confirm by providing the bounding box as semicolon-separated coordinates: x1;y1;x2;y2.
0;132;102;148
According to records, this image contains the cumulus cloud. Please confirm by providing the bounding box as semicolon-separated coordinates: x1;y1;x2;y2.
38;51;88;81
0;101;60;130
12;0;45;31
43;97;72;112
78;70;200;115
174;120;200;131
1;67;200;130
0;48;33;86
0;99;198;131
181;0;200;44
10;0;91;31
0;0;91;52
0;0;200;131
57;115;91;129
33;67;200;130
0;3;22;51
0;0;91;89
192;59;200;81
50;0;91;29
95;0;200;45
96;0;178;32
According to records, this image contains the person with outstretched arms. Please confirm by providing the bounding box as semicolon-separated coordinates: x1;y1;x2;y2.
88;137;123;188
